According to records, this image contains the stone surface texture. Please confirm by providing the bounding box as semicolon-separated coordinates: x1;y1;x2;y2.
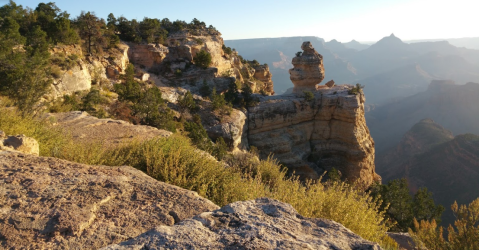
247;85;380;187
0;151;218;249
46;111;171;145
204;109;248;151
102;198;382;250
50;43;129;98
387;233;416;250
289;41;325;93
0;134;39;155
127;43;168;69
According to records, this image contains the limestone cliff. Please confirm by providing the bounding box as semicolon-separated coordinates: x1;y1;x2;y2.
49;43;129;98
247;85;379;188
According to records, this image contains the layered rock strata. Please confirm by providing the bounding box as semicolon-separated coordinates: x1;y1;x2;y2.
289;41;325;93
247;85;379;187
254;64;275;95
0;151;219;249
103;198;382;250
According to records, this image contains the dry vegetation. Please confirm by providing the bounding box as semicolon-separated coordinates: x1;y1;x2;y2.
0;101;398;247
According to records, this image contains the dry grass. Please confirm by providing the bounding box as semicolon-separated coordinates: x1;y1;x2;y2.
0;101;396;247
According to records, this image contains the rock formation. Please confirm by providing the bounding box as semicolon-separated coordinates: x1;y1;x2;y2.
127;43;168;69
166;30;232;73
289;41;325;93
49;43;129;98
103;198;382;250
0;133;39;155
254;64;275;95
46;111;171;145
0;151;218;249
247;85;379;187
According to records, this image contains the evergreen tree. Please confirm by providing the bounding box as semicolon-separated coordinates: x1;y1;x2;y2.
0;18;52;114
75;11;106;54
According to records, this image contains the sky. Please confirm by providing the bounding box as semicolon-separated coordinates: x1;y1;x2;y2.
5;0;479;43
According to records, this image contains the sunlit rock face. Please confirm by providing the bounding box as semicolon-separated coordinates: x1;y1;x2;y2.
247;85;380;189
289;41;325;93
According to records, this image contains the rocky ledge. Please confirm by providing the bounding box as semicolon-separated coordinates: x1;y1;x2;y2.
248;85;380;187
0;152;218;249
103;198;382;250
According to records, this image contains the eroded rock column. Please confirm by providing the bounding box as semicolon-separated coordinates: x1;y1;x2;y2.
289;41;325;93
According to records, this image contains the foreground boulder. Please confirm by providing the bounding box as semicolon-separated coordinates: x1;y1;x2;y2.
0;132;39;155
103;198;382;250
0;152;218;249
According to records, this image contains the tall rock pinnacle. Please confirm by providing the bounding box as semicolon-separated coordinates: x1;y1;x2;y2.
289;41;325;93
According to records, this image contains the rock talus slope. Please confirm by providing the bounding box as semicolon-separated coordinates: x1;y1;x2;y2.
0;152;218;249
103;198;383;250
248;85;379;187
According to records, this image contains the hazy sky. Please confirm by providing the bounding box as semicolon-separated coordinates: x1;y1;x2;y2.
7;0;479;42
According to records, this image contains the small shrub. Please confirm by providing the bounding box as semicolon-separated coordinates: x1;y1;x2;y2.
409;198;479;249
212;137;228;160
303;90;314;102
222;44;233;55
178;91;197;112
199;80;211;97
194;38;203;45
295;51;302;57
174;68;182;77
193;50;212;69
349;83;364;95
211;87;226;110
50;65;63;79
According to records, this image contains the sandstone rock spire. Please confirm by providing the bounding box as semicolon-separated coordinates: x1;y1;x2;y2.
289;41;325;93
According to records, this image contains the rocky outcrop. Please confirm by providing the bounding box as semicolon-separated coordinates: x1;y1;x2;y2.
103;198;382;250
387;233;416;250
204;109;248;151
247;85;379;187
47;111;171;145
127;43;168;69
50;43;129;98
289;41;325;93
167;30;232;73
0;151;218;249
254;64;275;95
0;133;39;155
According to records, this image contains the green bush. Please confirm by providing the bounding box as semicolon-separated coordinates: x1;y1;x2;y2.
178;91;197;112
303;90;314;102
199;80;211;97
369;178;444;232
409;198;479;249
193;50;212;69
349;83;364;95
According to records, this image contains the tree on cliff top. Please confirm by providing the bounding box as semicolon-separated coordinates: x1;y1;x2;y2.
75;11;106;54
